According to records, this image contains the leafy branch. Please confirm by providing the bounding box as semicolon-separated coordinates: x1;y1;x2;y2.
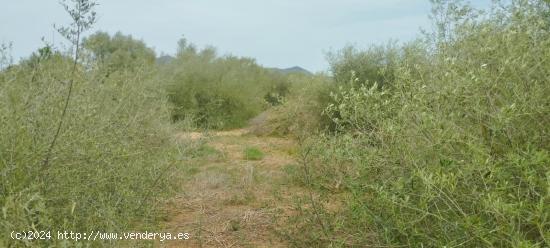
42;0;97;168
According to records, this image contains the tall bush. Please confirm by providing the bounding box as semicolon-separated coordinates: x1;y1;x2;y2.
0;1;182;246
164;39;290;129
291;0;550;246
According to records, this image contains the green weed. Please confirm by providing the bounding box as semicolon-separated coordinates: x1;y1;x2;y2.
243;147;264;161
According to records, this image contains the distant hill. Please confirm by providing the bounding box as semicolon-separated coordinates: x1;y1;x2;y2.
269;66;312;75
157;57;312;77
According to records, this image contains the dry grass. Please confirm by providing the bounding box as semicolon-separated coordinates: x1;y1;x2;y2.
161;129;306;247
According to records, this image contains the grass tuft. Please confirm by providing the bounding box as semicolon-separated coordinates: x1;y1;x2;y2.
243;147;264;161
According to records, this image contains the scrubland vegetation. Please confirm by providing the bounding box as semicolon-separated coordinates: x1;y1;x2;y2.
0;1;180;246
164;38;290;129
1;0;549;247
278;1;550;247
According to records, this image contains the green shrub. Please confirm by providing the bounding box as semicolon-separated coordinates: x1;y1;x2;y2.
0;2;184;244
326;43;399;88
0;51;183;246
82;31;156;78
291;0;550;247
250;73;334;136
164;39;291;129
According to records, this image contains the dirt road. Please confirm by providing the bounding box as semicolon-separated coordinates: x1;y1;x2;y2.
162;129;301;247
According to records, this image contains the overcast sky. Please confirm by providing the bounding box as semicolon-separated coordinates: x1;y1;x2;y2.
0;0;489;72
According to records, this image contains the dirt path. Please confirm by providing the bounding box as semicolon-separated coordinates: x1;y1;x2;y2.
161;129;301;247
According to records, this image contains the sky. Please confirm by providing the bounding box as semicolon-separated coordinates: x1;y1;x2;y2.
0;0;490;72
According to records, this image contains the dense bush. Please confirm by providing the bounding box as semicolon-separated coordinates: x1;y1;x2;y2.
0;2;183;245
326;43;399;88
0;46;183;246
164;38;290;129
82;31;156;76
288;0;550;247
249;73;333;136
